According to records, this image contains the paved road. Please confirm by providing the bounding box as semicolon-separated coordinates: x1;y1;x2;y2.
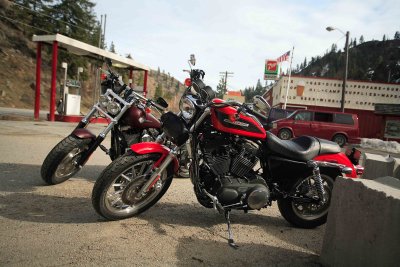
0;120;325;266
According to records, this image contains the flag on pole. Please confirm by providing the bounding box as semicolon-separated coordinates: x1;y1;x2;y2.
277;51;290;63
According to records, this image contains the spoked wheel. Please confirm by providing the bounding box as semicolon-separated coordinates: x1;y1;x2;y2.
41;135;91;185
278;174;334;228
92;152;173;220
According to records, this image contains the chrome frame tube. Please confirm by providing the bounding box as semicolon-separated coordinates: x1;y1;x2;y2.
190;108;210;133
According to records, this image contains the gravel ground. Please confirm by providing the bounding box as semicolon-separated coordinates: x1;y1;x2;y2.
0;120;325;266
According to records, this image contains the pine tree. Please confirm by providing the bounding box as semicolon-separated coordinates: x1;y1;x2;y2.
216;77;226;98
109;41;116;53
50;0;98;44
394;31;400;40
359;35;365;44
382;34;386;41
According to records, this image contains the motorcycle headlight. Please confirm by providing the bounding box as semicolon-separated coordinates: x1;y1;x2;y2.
179;97;196;120
99;95;109;108
107;101;121;115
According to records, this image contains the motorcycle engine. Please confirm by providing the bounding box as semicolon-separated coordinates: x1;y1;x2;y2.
199;132;270;210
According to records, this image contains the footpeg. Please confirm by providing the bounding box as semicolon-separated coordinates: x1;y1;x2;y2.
99;144;109;155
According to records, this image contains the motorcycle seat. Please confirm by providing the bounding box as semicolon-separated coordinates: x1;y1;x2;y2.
265;131;340;162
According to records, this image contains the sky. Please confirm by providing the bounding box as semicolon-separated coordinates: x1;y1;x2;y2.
93;0;400;91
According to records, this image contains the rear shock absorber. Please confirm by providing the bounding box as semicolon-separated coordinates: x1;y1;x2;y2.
307;161;326;203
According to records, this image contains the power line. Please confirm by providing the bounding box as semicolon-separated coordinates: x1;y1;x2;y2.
0;14;53;34
11;2;93;34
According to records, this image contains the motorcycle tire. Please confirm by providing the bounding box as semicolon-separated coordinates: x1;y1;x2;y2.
41;135;91;185
92;152;173;220
277;173;334;229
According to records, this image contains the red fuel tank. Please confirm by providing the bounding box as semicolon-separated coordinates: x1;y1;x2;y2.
210;99;266;139
121;106;161;129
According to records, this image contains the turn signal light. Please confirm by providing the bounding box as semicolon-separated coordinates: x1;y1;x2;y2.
184;78;192;87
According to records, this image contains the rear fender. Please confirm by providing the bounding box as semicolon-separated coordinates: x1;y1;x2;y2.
72;128;96;140
313;152;357;178
130;142;180;174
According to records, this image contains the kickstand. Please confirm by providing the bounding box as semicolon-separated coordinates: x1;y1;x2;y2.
224;210;239;249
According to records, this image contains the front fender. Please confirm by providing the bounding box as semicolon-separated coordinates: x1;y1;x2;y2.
130;142;180;174
314;152;357;178
72;128;96;139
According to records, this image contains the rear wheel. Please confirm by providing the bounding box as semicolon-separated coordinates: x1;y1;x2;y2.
278;128;292;140
278;174;334;228
41;135;91;185
92;153;173;220
332;134;347;147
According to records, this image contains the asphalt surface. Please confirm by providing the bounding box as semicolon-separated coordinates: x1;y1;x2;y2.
0;118;327;266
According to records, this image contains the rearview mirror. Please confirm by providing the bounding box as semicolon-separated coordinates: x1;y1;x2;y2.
253;95;270;113
189;54;196;66
156;97;168;108
105;58;112;67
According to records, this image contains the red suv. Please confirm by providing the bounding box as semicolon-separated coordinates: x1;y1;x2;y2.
269;110;360;147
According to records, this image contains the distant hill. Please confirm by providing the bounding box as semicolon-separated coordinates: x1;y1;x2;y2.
293;39;400;83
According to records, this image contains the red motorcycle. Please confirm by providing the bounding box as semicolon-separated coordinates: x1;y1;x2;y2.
41;60;167;185
91;57;362;248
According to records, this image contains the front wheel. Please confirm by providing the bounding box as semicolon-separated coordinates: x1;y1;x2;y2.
278;174;334;228
92;152;173;220
41;135;91;185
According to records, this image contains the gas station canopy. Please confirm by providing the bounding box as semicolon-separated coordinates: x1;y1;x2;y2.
32;34;150;121
32;33;149;71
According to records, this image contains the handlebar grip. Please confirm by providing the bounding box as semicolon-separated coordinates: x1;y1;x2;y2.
150;100;165;111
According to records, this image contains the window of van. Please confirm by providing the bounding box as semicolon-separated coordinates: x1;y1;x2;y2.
294;111;312;121
333;113;354;125
314;112;333;122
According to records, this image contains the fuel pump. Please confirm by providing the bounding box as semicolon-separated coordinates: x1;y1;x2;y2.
57;63;83;116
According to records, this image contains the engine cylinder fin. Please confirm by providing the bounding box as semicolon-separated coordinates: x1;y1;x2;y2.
231;150;258;177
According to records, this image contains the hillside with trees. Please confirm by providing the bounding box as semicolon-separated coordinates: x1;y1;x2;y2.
293;34;400;83
0;0;185;112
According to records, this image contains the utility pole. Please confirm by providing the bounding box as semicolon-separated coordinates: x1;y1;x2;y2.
341;30;349;113
219;71;234;95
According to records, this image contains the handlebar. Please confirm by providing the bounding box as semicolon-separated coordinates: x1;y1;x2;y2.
148;99;166;112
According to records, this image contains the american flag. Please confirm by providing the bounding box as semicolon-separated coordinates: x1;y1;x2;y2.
277;51;290;63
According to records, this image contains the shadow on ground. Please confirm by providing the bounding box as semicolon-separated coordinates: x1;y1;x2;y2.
174;237;321;267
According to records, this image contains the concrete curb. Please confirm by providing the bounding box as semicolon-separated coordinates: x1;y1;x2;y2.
320;177;400;267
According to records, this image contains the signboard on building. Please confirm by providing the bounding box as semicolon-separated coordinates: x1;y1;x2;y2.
264;60;279;80
384;120;400;139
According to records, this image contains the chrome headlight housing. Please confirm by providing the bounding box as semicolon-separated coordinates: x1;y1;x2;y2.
99;95;109;108
106;101;121;115
179;96;196;120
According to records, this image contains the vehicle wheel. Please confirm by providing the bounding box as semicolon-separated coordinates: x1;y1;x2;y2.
278;128;292;140
92;152;173;220
41;135;91;185
277;173;334;228
332;134;347;147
